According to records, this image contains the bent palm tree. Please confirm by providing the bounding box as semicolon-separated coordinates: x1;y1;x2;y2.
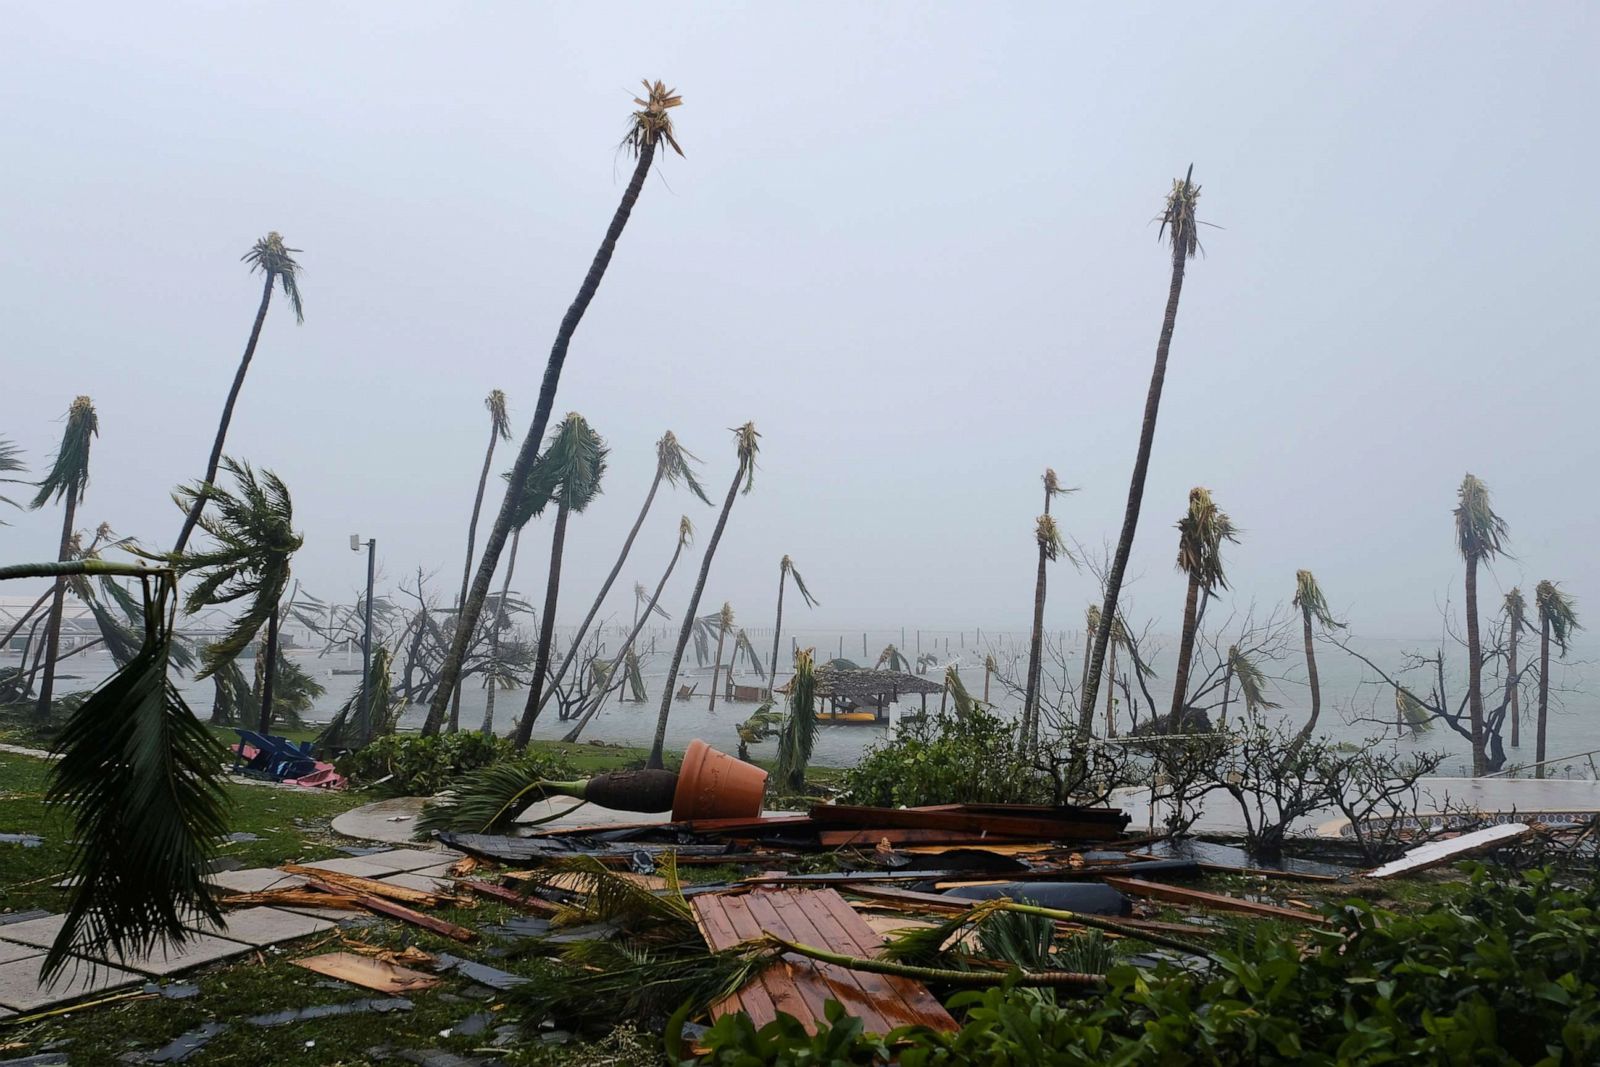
765;555;818;697
1167;488;1237;729
1533;581;1579;779
648;423;758;768
563;517;693;743
448;389;513;732
512;413;608;750
1079;168;1204;740
172;233;303;556
1021;469;1067;747
423;81;684;736
31;396;98;717
1455;473;1509;775
1289;570;1340;753
165;458;303;733
1504;588;1527;747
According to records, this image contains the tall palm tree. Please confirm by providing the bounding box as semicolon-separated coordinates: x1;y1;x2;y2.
511;413;608;750
1021;469;1067;746
765;555;818;697
708;602;735;711
1079;604;1100;711
648;423;758;768
1533;580;1579;779
30;396;98;717
165;458;303;733
172;234;303;556
423;81;684;737
562;517;692;743
1289;570;1340;753
1167;487;1237;730
1454;473;1509;775
530;431;709;723
1503;588;1527;748
1079;168;1204;740
448;390;513;732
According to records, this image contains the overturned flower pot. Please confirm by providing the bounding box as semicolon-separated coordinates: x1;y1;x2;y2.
541;741;766;821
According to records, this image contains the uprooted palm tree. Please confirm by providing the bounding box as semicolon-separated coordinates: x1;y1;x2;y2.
1021;469;1068;748
512;413;608;750
448;389;513;732
1455;473;1509;775
172;234;304;557
423;81;684;737
775;648;818;791
648;423;758;768
765;555;818;697
563;517;692;743
0;560;227;983
1534;580;1580;779
1504;588;1527;748
1167;488;1238;730
1080;168;1205;740
1289;570;1341;754
30;396;98;717
164;458;303;734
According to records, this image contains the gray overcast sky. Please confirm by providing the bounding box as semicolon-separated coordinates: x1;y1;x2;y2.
3;2;1597;639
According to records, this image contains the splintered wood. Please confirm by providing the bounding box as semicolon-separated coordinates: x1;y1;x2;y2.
292;951;440;994
692;888;956;1036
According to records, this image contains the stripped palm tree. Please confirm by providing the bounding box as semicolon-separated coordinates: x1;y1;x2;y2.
1504;588;1527;748
875;644;912;672
30;396;98;717
512;413;608;750
562;517;692;743
479;525;522;736
730;628;764;680
648;423;758;768
531;431;709;724
1289;570;1341;753
707;602;735;711
1079;168;1204;740
775;648;817;791
423;81;684;736
172;234;303;556
163;458;303;733
1021;469;1068;747
1167;488;1238;730
1219;644;1278;731
765;555;818;697
448;389;513;732
1079;604;1100;712
1454;474;1509;775
1533;581;1580;779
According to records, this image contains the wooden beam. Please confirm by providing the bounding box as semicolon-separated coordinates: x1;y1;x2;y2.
303;877;478;942
1100;876;1327;925
280;865;444;907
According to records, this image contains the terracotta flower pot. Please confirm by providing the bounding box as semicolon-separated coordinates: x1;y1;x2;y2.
672;740;767;821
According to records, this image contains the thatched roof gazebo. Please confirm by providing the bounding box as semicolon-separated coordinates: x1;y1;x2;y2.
777;665;946;722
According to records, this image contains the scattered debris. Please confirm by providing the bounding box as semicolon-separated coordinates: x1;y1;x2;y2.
1365;823;1533;879
245;997;414;1027
293;953;440;995
1101;876;1329;925
432;953;527;992
142;1021;226;1063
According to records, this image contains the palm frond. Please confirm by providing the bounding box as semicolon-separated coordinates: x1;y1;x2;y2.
624;79;684;158
733;422;760;494
30;396;97;510
242;232;304;323
41;572;228;981
978;908;1058;971
1053;929;1114;975
636;582;669;621
1293;570;1342;630
416;759;578;836
786;558;819;609
540;854;693;930
882;899;1009;966
545;412;609;513
775;648;818;790
657;431;711;505
1454;473;1509;563
1035;514;1068;563
1158;165;1202;258
1174;487;1237;591
486;389;512;442
946;664;978;717
732;629;763;676
317;647;396;751
1504;587;1527;634
875;644;911;672
0;435;26;518
624;647;648;702
1396;687;1433;733
208;658;252;726
1226;645;1279;712
1536;580;1581;653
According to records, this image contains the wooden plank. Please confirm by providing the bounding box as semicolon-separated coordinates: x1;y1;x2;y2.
457;879;562;915
739;893;837;1029
1365;823;1532;879
747;891;894;1035
1101;877;1327;925
304;878;478;941
292;951;439;994
220;889;363;910
717;895;816;1029
692;896;779;1029
796;890;956;1032
281;865;443;907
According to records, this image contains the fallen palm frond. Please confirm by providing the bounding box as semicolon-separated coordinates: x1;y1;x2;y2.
622;647;648;701
731;628;763;677
946;664;980;717
1396;687;1434;733
535;853;692;931
884;898;1209;962
316;647;397;751
509;942;762;1032
1227;645;1280;713
415;758;585;836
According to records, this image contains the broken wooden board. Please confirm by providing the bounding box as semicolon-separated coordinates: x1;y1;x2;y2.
1101;876;1327;925
303;878;478;942
1365;822;1532;879
692;888;957;1036
458;880;562;915
281;865;444;907
220;889;364;910
292;952;440;994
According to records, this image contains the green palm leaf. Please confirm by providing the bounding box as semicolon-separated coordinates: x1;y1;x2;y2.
30;397;97;510
0;435;26;518
776;648;818;790
242;232;305;324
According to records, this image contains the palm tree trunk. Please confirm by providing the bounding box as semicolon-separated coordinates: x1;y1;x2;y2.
421;138;659;737
708;623;729;712
1166;575;1202;730
1290;605;1321;752
1507;625;1521;748
172;272;274;556
449;421;503;733
1078;235;1191;739
511;503;570;750
257;603;280;734
1021;547;1048;745
532;467;665;721
1536;619;1551;779
649;464;743;768
766;572;788;697
34;482;79;717
1464;556;1487;775
563;531;687;743
1103;643;1117;737
1220;667;1233;733
480;527;522;736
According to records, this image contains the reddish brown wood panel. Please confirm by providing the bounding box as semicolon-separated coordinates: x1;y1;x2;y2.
692;888;957;1035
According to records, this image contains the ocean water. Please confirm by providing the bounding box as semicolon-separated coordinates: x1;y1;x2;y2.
20;624;1597;778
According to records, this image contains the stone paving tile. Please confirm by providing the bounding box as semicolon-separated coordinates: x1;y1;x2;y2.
377;873;453;895
0;953;141;1012
0;940;39;965
299;856;399;878
208;868;308;894
196;907;335;946
353;850;455;873
101;934;252;978
0;915;65;949
410;863;456;878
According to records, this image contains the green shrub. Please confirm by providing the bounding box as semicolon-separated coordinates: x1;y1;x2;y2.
336;732;567;796
685;867;1600;1065
839;705;1051;808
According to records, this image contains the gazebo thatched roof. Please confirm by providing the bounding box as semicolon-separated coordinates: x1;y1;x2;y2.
778;665;944;702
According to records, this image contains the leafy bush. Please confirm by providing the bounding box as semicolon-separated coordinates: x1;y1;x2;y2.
839;706;1052;807
685;867;1600;1065
336;732;565;796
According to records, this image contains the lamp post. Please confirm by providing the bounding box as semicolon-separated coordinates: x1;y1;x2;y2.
351;534;376;726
